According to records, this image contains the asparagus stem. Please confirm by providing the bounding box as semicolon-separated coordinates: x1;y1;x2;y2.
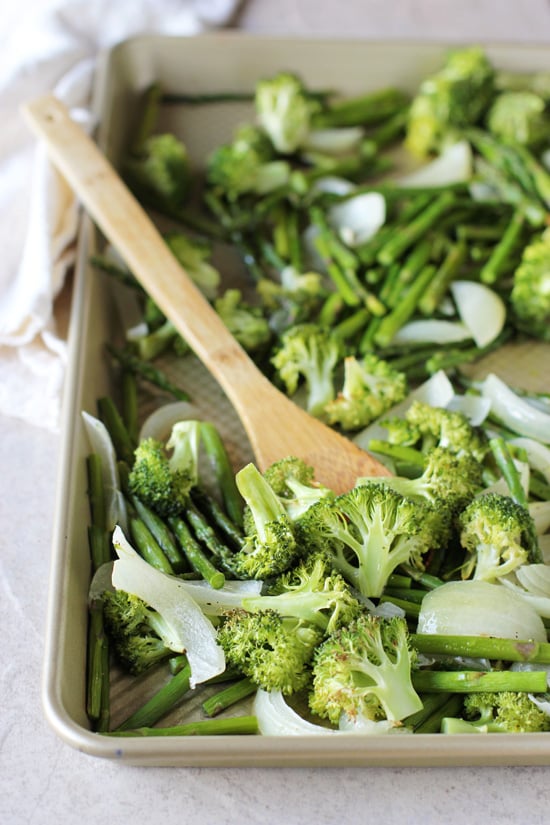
201;677;257;717
121;370;139;446
313;87;409;128
86;599;110;726
376;191;455;266
410;633;550;664
367;440;426;467
116;661;193;731
86;454;107;535
199;421;244;527
97;396;136;466
131;496;188;573
417;240;467;317
184;499;244;578
169;515;226;589
190;487;244;551
412;669;548;694
489;436;529;507
129;517;175;574
107;344;191;401
109;716;259;737
373;263;437;348
412;694;464;734
479;208;525;284
378;595;421;619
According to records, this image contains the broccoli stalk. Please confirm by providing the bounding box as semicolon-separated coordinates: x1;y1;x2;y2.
241;555;361;635
309;614;423;725
230;463;299;579
442;691;550;733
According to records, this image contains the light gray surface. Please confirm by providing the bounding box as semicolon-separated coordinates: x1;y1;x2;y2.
3;2;550;822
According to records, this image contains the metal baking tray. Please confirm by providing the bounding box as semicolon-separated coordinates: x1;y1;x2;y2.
43;33;550;766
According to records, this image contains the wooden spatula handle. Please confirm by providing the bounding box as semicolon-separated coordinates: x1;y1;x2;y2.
22;95;269;412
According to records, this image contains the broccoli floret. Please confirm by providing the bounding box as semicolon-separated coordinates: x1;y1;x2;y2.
309;613;423;725
257;265;327;334
324;354;408;432
241;555;362;635
367;446;484;513
406;46;495;157
299;483;440;598
271;323;344;417
262;456;335;521
486;91;550;148
458;492;538;581
214;288;272;353
128;421;201;517
102;590;174;675
165;231;221;300
230;463;299;579
381;401;489;463
217;609;323;694
206;123;290;200
510;228;550;341
255;72;320;154
461;691;550;732
124;133;190;210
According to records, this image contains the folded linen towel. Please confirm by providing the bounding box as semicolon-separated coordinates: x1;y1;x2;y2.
0;0;240;429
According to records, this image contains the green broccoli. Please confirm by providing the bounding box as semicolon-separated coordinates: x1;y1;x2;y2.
366;446;484;513
443;691;550;733
270;323;344;417
241;555;362;635
217;609;323;694
324;354;408;432
102;590;174;675
309;613;423;725
214;288;272;353
230;462;299;579
380;401;489;463
165;231;221;300
262;456;335;521
256;266;327;334
255;71;320;154
486;91;550;148
298;483;440;598
124;132;190;211
206;123;290;200
510;228;550;341
458;492;539;581
127;421;201;517
406;46;496;157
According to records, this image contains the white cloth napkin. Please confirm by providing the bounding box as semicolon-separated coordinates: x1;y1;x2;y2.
0;0;240;430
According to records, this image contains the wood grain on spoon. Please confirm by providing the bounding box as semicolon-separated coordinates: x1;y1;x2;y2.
22;95;391;493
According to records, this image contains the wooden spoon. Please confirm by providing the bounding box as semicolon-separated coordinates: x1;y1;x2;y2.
22;95;390;492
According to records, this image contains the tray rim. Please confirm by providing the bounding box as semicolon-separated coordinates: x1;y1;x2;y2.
42;31;550;767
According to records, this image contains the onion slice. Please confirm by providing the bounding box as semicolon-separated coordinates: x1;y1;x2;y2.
399;140;473;187
111;526;225;687
417;579;547;642
480;373;550;444
139;400;200;443
390;319;471;345
328;191;386;247
450;280;506;347
82;411;127;531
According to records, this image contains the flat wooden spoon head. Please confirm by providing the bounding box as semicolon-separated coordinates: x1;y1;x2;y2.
22;95;391;493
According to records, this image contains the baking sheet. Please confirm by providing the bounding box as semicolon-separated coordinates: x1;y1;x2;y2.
43;33;550;766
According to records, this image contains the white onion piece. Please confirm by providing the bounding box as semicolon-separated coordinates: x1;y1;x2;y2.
446;394;491;426
82;411;127;531
328;191;386;247
111;526;225;687
390;319;471;345
254;690;338;736
88;561;115;604
515;564;550;598
310;176;357;197
399;140;473;187
304;127;365;156
139;401;200;443
529;501;550;536
510;437;550;484
539;535;550;562
353;370;455;448
450;280;506;347
480;373;550;444
417;580;547;642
